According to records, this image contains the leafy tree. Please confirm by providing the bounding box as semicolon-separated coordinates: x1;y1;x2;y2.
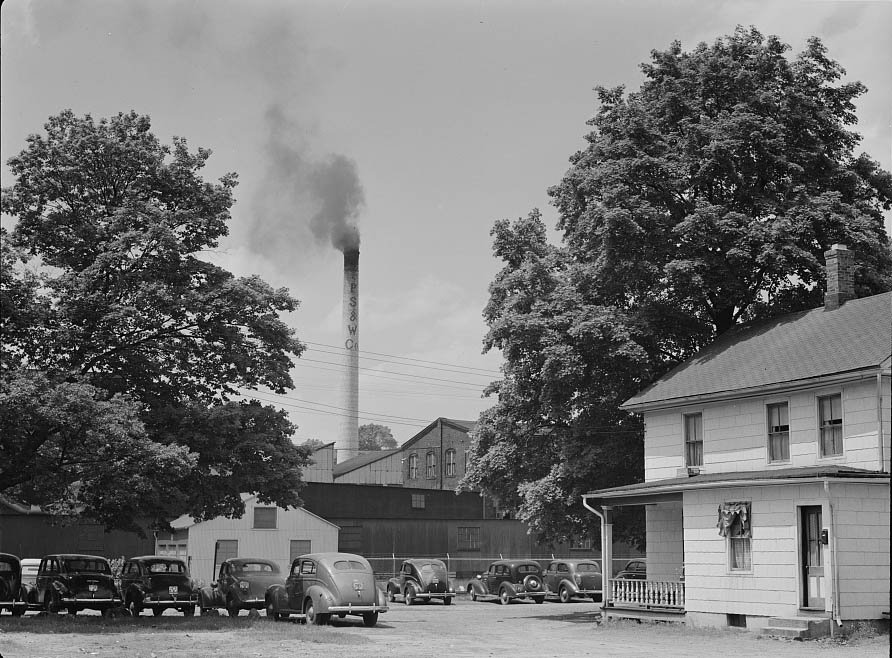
358;423;397;451
0;110;311;533
462;27;892;546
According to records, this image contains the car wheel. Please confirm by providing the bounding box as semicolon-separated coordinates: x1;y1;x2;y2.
152;608;164;617
386;586;397;603
534;596;545;604
404;585;415;606
101;607;112;618
226;597;240;618
248;608;260;619
129;596;143;617
183;605;195;617
12;605;25;617
499;588;510;605
443;596;453;606
46;590;63;614
304;597;329;626
559;586;571;603
469;587;478;602
362;611;378;627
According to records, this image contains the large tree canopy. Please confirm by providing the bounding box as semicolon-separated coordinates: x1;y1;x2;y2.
0;110;311;532
462;28;892;546
358;423;397;451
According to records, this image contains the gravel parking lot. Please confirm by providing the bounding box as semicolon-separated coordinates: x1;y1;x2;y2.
0;596;888;658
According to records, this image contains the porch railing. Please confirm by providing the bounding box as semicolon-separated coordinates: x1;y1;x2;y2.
610;579;685;609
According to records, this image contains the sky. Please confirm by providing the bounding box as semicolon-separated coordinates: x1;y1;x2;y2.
2;0;890;451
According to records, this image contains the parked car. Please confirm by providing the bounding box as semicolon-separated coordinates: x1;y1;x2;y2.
120;556;197;616
265;552;388;626
386;558;455;605
31;554;124;615
542;559;603;603
467;559;546;605
0;553;28;616
198;558;284;617
614;559;647;580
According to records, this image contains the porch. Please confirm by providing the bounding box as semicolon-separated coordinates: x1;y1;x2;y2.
606;578;686;622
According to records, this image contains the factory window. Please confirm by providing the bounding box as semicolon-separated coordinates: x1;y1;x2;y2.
684;413;703;467
253;507;277;529
408;453;418;479
425;451;436;478
457;526;480;551
767;402;790;463
445;449;456;477
818;394;843;457
411;493;425;509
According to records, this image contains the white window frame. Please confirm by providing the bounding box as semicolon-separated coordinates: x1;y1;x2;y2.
817;392;844;459
684;412;703;467
445;449;456;477
408;453;418;479
766;400;791;464
425;450;437;479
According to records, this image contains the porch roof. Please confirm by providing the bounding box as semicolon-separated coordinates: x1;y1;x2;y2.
583;465;889;504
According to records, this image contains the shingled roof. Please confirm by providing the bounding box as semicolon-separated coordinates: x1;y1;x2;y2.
623;291;892;410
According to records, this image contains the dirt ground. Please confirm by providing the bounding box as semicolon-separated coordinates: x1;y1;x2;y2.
0;596;888;658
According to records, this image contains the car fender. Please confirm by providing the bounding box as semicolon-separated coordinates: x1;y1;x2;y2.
265;584;288;611
501;582;520;597
386;577;401;595
304;584;335;614
198;586;221;608
467;579;486;596
375;586;389;608
558;578;579;595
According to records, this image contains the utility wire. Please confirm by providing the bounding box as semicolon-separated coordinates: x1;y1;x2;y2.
303;340;501;375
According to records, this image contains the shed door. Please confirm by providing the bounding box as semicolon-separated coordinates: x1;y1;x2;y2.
800;506;824;609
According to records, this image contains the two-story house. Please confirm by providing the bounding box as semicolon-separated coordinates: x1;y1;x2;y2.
583;245;890;637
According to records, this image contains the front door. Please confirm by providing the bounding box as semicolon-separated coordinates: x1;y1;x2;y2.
801;506;824;609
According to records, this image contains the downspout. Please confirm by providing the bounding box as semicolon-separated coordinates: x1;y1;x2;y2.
877;372;886;473
823;480;842;633
582;497;609;617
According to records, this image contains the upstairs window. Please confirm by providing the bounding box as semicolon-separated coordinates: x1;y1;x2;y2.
684;413;703;467
818;394;843;457
408;453;418;479
445;449;456;477
767;402;790;463
425;451;437;478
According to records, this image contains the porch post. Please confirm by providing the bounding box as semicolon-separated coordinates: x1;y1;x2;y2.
603;506;613;608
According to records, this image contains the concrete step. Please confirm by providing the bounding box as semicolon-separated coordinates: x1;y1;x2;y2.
765;617;831;640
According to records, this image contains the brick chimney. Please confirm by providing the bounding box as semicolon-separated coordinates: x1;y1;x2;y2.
824;244;855;310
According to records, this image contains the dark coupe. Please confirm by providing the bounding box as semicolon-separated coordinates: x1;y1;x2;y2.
386;558;455;605
31;554;123;615
467;559;546;605
120;556;197;616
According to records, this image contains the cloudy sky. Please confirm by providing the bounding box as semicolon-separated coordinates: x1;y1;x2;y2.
2;0;890;449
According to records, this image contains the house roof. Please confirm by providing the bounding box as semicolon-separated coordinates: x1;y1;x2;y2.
584;465;889;501
332;449;400;477
170;494;338;530
624;292;892;410
399;417;477;451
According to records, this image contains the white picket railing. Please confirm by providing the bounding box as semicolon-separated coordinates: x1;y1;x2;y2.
610;579;685;609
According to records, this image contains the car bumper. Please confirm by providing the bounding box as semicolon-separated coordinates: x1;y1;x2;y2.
512;592;545;600
59;597;120;607
1;600;28;610
417;592;454;600
232;597;266;609
143;594;197;607
326;603;388;614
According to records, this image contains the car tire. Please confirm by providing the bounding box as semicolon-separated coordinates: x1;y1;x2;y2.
304;597;329;626
46;590;62;614
128;595;143;617
559;586;571;603
12;605;25;617
362;611;378;627
183;605;195;617
152;608;164;617
101;607;112;618
68;606;78;615
386;587;397;603
499;588;510;605
404;586;415;606
534;596;545;604
443;596;453;606
469;587;478;602
226;597;240;618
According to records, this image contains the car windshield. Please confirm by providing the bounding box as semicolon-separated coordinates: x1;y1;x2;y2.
576;563;600;573
333;560;366;571
146;561;186;574
235;562;277;573
517;564;540;574
63;558;110;573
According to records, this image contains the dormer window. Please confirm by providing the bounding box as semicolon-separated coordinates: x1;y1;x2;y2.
684;413;703;467
818;394;843;457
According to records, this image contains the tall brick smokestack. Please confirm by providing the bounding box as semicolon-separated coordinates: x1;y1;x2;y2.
337;248;360;461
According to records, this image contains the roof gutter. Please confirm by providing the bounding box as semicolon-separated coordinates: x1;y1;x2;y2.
585;474;890;500
581;498;609;617
623;367;886;413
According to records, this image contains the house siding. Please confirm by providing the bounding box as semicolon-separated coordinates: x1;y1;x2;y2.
644;378;888;483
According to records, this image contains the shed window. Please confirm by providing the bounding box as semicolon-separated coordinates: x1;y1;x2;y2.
767;402;790;462
408;453;418;479
411;493;425;509
717;502;752;571
253;507;277;529
684;413;703;467
818;394;843;457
